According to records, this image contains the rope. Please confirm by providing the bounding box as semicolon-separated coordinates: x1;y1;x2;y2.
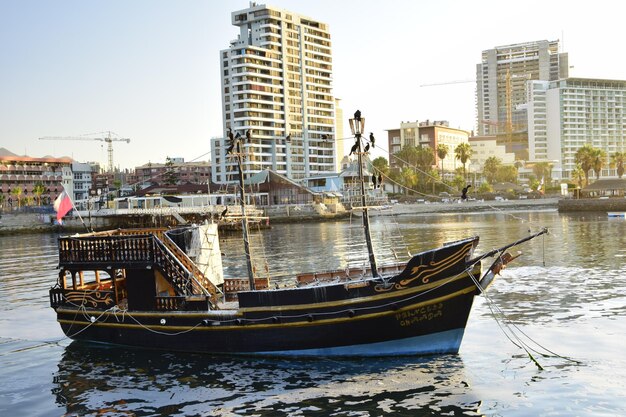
468;268;581;368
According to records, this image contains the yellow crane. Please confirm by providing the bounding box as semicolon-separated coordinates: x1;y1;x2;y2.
39;131;130;172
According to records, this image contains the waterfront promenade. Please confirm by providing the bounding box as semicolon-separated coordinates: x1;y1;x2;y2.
0;198;561;235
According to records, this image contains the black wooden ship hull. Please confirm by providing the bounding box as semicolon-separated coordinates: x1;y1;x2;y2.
50;228;486;356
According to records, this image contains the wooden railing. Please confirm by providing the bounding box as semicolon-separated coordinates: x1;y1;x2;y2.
223;277;269;301
161;233;221;307
58;235;153;267
57;229;223;309
152;237;194;295
155;296;186;311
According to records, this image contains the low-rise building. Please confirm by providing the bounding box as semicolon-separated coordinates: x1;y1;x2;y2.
0;147;72;208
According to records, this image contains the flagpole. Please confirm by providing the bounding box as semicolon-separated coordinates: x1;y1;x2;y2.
60;184;92;233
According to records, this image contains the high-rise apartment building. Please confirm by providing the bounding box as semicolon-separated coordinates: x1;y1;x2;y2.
212;3;336;184
527;78;626;181
476;40;568;158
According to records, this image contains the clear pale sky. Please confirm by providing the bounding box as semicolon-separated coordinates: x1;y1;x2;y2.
1;0;625;170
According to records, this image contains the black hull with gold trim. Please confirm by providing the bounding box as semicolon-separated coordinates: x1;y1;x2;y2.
50;228;486;357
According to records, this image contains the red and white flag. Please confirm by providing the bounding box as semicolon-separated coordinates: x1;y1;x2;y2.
53;189;73;224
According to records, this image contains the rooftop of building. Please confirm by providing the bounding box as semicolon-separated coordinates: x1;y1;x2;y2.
0;147;73;164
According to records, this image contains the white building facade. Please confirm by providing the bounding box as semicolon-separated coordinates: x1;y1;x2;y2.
212;3;336;184
527;78;626;181
70;161;92;206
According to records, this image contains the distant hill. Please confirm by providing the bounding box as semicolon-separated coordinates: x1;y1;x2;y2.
0;147;73;160
0;147;19;157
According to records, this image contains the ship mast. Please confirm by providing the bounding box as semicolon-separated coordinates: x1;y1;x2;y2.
229;134;255;290
349;111;380;278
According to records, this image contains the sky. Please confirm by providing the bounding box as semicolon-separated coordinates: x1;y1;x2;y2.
2;0;626;170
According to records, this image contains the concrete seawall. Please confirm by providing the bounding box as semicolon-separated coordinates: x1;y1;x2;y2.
558;198;626;212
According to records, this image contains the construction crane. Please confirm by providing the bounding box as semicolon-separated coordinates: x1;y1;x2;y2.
39;131;130;172
419;79;474;87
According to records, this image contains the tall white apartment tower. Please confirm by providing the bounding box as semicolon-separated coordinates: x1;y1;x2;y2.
476;40;568;137
527;78;626;181
212;3;336;184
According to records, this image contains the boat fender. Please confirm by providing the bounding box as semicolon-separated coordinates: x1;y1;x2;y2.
272;316;281;323
160;319;166;325
306;315;314;322
90;316;96;323
236;319;244;325
347;310;355;318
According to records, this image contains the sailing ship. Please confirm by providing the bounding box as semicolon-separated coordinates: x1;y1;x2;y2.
49;111;546;357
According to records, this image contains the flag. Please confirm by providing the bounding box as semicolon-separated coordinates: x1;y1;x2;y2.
53;190;73;224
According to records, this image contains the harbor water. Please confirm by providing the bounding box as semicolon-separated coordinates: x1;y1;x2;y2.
1;209;625;416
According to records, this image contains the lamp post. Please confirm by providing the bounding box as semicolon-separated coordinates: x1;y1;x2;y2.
349;110;380;278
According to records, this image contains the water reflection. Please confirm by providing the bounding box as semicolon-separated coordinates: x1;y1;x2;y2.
53;342;483;416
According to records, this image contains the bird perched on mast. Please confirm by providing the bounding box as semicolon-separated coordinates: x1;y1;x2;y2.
364;143;370;153
285;134;291;143
354;110;361;121
246;129;252;143
369;132;375;147
349;140;359;156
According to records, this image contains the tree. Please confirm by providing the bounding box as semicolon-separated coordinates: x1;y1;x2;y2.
33;182;45;206
496;165;518;184
575;145;595;186
571;166;585;188
611;151;625;179
532;162;553;185
164;157;178;186
11;186;23;209
590;148;607;180
113;179;122;197
400;167;417;191
436;144;449;183
394;145;420;170
454;143;473;183
483;156;501;184
415;146;435;191
478;182;493;193
371;156;389;176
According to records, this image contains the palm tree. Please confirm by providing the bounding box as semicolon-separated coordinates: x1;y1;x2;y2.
591;148;607;180
483;156;501;184
575;145;595;186
415;146;435;191
436;144;449;184
400;167;417;191
611;151;625;179
533;162;553;184
571;166;585;188
11;186;23;209
454;143;473;183
33;182;45;206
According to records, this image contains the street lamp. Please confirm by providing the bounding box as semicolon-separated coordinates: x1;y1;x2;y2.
348;110;379;278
